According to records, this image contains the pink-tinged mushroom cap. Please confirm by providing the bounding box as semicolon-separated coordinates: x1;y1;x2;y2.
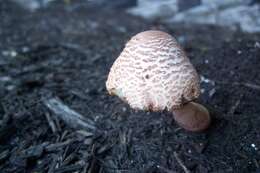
106;30;200;111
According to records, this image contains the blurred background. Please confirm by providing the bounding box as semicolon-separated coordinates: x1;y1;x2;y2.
11;0;260;33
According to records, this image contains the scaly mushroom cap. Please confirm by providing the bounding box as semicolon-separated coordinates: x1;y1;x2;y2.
106;30;200;111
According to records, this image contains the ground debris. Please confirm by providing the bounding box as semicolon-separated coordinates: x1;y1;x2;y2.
45;139;76;152
22;143;48;158
44;97;96;131
0;149;10;162
54;163;84;173
174;152;191;173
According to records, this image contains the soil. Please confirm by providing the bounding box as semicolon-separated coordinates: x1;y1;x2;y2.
0;1;260;173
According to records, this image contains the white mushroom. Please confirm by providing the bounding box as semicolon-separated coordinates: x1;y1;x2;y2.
106;30;210;132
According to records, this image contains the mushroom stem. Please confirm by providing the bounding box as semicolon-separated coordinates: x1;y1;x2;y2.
172;102;210;132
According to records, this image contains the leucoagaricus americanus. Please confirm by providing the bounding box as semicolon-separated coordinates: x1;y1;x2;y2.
106;30;210;132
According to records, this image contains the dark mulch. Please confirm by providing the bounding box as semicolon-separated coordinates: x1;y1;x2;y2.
0;1;260;173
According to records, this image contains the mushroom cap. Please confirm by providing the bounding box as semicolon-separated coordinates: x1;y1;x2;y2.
106;30;200;111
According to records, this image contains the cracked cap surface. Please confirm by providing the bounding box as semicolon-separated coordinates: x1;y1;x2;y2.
106;30;200;111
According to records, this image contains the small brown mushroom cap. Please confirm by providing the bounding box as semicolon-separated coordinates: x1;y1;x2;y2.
106;30;200;111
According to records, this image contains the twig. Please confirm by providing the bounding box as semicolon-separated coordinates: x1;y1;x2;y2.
173;152;191;173
0;149;10;162
44;98;96;131
45;139;75;152
81;162;89;173
48;154;59;173
45;112;57;133
253;159;259;168
228;94;243;115
54;164;84;173
239;82;260;90
218;81;260;91
58;43;89;56
156;165;177;173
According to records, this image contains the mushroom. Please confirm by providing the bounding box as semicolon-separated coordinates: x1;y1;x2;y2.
106;30;210;132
